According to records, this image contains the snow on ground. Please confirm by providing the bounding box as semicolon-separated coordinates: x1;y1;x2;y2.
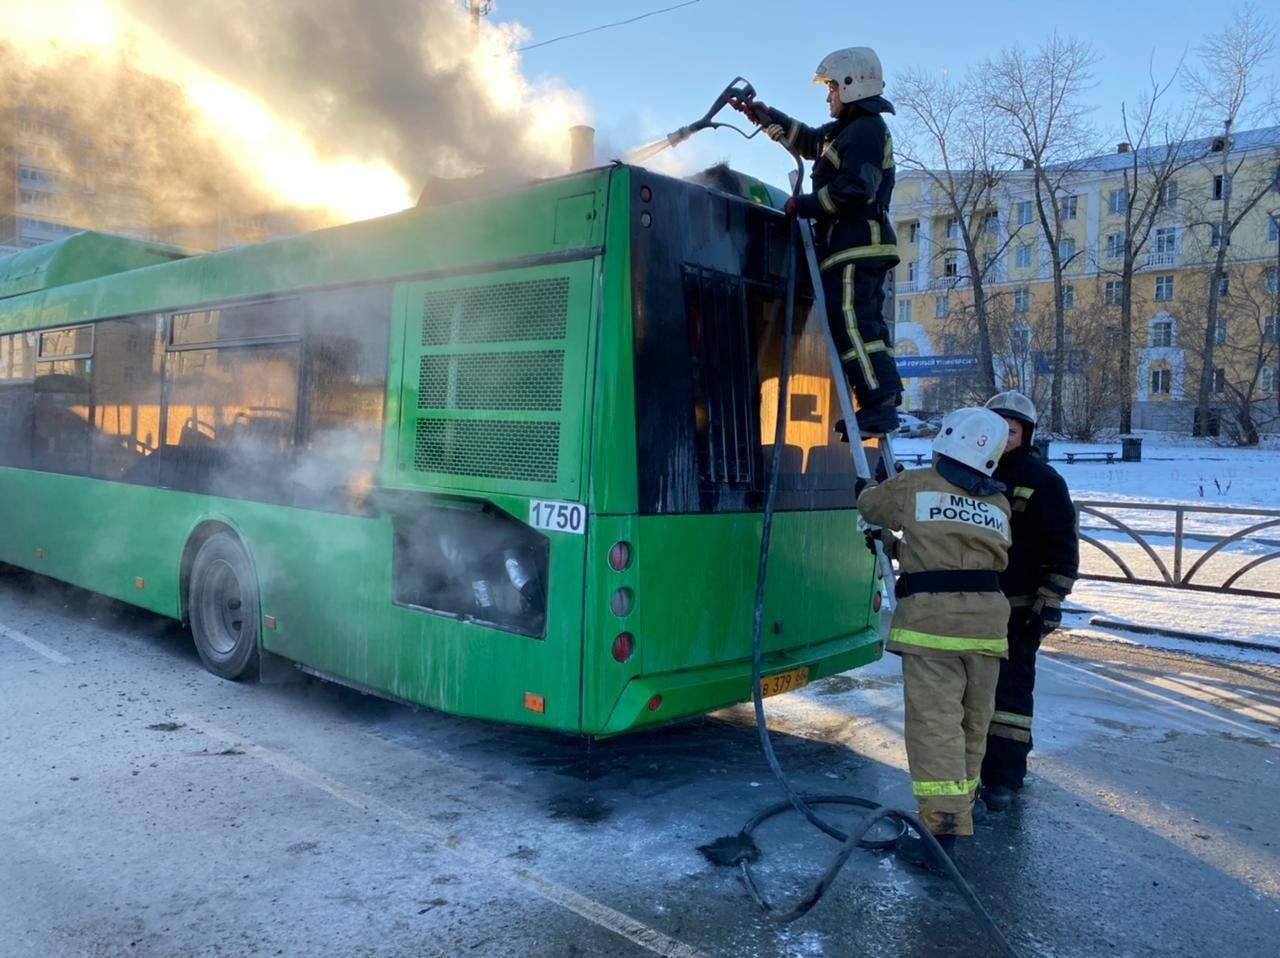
889;435;1280;654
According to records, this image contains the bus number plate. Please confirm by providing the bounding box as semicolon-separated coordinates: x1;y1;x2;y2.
529;500;586;535
759;667;809;698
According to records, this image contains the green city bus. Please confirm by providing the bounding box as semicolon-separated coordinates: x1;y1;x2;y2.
0;163;883;735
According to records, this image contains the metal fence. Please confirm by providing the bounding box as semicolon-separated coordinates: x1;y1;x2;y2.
1074;500;1280;599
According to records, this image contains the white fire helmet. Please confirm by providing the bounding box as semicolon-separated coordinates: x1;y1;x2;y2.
813;47;885;104
932;407;1009;476
985;390;1038;427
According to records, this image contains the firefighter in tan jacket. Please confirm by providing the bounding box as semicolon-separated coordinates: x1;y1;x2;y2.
857;407;1011;868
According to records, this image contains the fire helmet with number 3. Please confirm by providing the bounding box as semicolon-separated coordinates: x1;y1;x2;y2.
932;407;1009;477
813;47;885;103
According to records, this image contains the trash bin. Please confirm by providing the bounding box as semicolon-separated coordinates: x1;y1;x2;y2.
1120;436;1143;462
1031;437;1051;461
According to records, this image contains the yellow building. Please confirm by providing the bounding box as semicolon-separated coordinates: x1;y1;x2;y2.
891;126;1280;436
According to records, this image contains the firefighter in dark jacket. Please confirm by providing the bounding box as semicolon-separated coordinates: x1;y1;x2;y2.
857;407;1011;868
980;391;1079;811
732;47;903;435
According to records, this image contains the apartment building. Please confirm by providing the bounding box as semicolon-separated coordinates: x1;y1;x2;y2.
891;126;1280;435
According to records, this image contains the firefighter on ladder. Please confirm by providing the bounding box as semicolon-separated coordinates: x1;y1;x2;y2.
856;408;1012;868
732;47;904;436
980;391;1079;811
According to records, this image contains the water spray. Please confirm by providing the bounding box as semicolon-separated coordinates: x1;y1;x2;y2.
624;76;762;164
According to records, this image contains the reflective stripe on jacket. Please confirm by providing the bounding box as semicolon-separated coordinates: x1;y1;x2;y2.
858;467;1011;657
764;97;898;269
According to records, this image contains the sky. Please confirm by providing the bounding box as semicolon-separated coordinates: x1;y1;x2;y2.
500;0;1249;187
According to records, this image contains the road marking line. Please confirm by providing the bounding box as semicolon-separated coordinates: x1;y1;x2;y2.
0;624;71;664
177;714;708;958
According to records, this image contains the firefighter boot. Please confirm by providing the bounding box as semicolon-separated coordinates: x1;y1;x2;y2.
856;395;900;437
983;784;1016;812
894;829;957;872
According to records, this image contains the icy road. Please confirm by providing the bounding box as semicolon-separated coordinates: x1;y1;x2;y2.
1;567;1277;958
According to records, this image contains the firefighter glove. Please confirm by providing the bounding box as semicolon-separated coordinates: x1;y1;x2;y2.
1028;599;1061;637
765;123;786;142
863;528;882;556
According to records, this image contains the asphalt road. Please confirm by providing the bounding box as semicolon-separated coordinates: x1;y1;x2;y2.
2;566;1277;958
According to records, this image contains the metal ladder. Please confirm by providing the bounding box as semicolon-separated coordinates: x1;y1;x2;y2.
794;217;899;610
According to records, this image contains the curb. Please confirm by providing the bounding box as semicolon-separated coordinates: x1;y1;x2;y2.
1087;615;1279;654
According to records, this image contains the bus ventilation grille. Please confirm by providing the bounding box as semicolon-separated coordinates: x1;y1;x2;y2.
418;351;565;411
421;278;569;346
414;420;560;482
413;275;573;484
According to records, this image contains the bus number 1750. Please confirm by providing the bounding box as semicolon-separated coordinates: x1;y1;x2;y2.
529;500;586;535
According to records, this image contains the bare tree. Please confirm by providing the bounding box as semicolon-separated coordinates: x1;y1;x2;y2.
895;67;1024;397
1185;4;1279;435
1104;62;1206;433
988;34;1100;432
1178;262;1280;443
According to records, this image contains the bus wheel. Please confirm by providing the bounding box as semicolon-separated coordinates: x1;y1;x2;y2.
189;532;260;680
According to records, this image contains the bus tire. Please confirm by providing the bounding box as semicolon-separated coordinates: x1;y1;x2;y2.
188;532;260;680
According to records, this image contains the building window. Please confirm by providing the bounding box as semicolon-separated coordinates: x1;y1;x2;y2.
934;295;949;318
908;221;920;243
1262;366;1276;394
1212;368;1226;394
1268;216;1279;243
1212;175;1226;200
1155;275;1174;301
898;299;913;324
1059;194;1079;219
907;260;918;284
984;211;999;234
1105;234;1123;258
1151;366;1172;394
1210;223;1222;248
1016;201;1033;226
943;256;959;278
1061;284;1075;309
1150;318;1173;348
1218;273;1230;297
1108;189;1127;215
1158;180;1178;209
1015;244;1032;269
1154;226;1178;255
1105;280;1123;305
1010;322;1031;352
947;218;961;240
1214;318;1228;346
1059;237;1077;263
1013;287;1030;313
1268;268;1279;294
1265;314;1278;343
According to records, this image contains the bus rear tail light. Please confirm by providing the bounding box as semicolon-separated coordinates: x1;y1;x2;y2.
646;694;662;712
872;591;883;613
610;587;633;617
611;632;634;663
608;541;631;572
523;692;545;714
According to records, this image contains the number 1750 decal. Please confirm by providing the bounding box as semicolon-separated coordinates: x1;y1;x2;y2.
529;500;586;535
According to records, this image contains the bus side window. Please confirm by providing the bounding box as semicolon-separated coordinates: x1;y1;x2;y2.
0;332;35;467
161;343;301;501
90;316;164;484
295;285;392;512
32;326;94;477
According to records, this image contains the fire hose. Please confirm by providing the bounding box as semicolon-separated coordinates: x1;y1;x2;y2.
647;81;1022;957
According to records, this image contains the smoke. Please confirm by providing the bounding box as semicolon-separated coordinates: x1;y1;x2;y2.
2;0;589;226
